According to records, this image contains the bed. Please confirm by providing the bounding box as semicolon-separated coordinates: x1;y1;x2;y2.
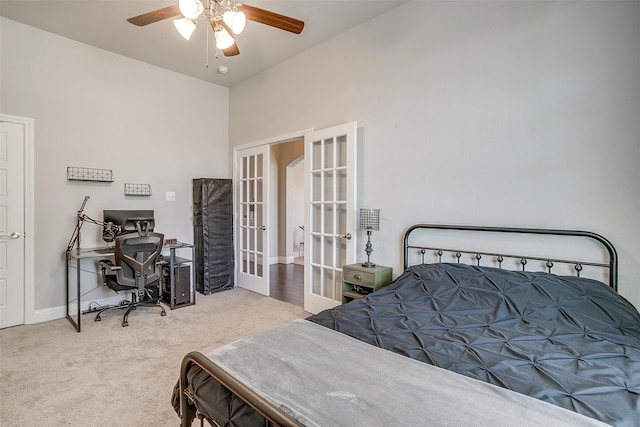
172;225;640;426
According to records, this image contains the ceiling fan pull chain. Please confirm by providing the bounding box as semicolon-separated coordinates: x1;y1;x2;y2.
205;20;210;68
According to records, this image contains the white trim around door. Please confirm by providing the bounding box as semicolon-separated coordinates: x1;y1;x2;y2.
233;129;313;294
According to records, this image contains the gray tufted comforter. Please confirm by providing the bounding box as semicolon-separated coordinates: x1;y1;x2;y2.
308;263;640;426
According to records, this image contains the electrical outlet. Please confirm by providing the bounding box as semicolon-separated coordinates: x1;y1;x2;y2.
166;192;176;201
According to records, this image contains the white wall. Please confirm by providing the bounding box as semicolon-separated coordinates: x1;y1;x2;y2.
270;139;304;262
287;157;304;259
1;18;229;316
229;1;640;309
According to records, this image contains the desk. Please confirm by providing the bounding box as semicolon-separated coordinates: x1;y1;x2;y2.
65;242;195;332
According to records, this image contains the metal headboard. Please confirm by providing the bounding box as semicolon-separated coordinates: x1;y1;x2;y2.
403;224;618;291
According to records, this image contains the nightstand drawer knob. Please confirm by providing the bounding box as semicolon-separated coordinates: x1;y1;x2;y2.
353;274;362;280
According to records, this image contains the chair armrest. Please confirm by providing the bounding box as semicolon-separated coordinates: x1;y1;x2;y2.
98;259;120;271
98;259;121;286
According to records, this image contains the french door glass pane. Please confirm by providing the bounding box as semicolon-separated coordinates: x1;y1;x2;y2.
323;138;334;168
325;171;334;200
256;211;264;252
312;141;322;170
336;170;347;202
336;135;347;168
336;204;346;236
324;237;335;268
256;180;263;204
249;156;255;178
242;157;248;179
312;204;321;234
248;227;255;251
312;266;321;295
312;235;322;265
312;172;322;202
323;204;334;235
256;154;263;176
255;204;263;227
242;179;248;202
325;269;335;300
337;204;347;264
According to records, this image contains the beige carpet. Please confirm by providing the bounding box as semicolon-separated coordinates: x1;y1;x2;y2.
0;289;308;426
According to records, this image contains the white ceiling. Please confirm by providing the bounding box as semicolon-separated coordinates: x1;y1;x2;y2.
0;0;407;87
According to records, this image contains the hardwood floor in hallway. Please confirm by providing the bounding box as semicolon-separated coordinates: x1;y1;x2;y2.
270;263;304;307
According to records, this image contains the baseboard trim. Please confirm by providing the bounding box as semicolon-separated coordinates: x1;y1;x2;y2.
31;306;66;324
270;256;295;265
30;294;128;324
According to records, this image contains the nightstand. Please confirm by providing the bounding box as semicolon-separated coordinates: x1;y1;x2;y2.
342;263;393;303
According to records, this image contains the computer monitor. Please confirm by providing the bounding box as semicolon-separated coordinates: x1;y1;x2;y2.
102;209;155;242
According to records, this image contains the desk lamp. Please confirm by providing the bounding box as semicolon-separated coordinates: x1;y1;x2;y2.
359;208;380;268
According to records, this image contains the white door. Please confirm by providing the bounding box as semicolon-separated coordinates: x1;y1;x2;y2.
236;145;270;295
304;122;357;314
0;122;25;329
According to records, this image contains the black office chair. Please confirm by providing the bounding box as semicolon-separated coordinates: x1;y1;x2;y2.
95;232;166;327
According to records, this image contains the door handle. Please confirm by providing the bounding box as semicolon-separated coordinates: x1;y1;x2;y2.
260;225;266;231
0;232;21;240
338;233;352;240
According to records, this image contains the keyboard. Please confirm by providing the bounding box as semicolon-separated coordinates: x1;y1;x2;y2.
93;247;115;254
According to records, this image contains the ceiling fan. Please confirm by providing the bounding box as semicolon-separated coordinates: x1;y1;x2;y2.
127;0;304;57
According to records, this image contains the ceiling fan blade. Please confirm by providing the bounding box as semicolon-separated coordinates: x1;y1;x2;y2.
223;44;240;57
238;4;304;34
127;5;181;26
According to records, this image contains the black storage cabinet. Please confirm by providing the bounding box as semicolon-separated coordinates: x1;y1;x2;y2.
193;178;234;294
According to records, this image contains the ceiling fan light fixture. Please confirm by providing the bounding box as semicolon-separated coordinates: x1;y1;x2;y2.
174;18;198;40
127;1;305;59
223;10;246;35
179;0;204;20
215;27;235;49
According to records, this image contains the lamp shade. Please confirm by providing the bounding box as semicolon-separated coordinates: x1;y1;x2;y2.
173;18;198;40
179;0;203;20
215;27;235;49
223;10;246;34
359;208;380;231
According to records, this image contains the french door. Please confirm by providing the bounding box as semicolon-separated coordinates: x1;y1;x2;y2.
304;122;357;314
235;145;270;295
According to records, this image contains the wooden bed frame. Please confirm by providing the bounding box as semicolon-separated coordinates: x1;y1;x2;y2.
178;224;620;426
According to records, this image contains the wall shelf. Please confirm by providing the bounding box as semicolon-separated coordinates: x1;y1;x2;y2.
67;167;113;182
124;183;152;196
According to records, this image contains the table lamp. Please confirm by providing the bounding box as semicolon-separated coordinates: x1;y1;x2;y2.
359;208;380;268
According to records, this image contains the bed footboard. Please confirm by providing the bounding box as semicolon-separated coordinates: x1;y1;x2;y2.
177;320;611;427
179;351;301;427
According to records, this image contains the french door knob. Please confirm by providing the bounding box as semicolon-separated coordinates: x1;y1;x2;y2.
0;231;21;239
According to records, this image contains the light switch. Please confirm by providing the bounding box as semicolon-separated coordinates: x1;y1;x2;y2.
166;191;176;201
